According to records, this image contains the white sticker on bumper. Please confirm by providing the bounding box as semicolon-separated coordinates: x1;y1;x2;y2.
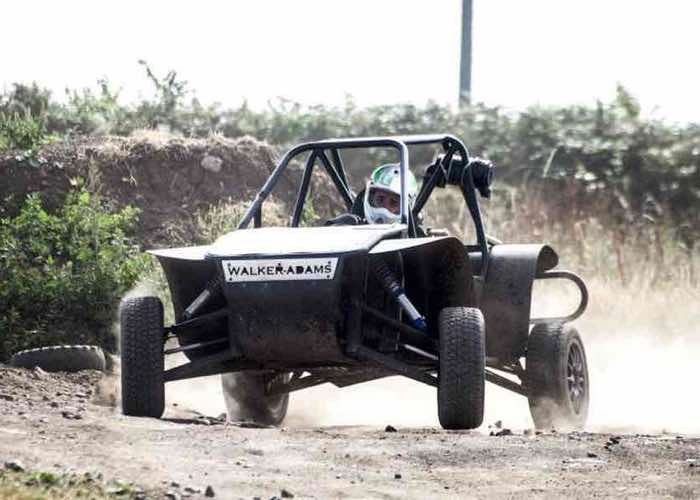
221;257;339;283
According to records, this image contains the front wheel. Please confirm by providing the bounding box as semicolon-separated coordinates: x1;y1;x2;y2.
120;296;165;418
221;372;290;426
437;307;485;430
526;322;589;430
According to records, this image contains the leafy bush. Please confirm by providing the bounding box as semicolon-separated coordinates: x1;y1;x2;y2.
45;79;132;136
0;111;50;153
0;82;54;153
0;189;148;361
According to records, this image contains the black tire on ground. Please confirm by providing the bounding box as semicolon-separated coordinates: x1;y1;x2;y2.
526;322;589;431
10;345;106;372
221;372;290;426
437;307;485;430
120;296;165;418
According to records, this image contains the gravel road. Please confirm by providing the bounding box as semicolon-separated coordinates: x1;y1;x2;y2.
0;366;698;499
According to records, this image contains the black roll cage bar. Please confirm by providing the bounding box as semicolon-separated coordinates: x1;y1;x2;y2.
237;134;490;274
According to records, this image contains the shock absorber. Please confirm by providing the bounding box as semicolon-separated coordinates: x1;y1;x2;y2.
372;258;427;331
183;275;221;320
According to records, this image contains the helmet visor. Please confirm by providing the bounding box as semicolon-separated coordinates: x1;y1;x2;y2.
368;187;401;215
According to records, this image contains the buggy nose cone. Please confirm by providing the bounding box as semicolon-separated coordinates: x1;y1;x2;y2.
206;225;404;258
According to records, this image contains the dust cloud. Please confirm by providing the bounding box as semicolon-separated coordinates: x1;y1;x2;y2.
586;333;699;434
538;277;700;435
120;279;161;302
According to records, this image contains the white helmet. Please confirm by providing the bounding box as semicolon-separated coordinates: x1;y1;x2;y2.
363;164;418;224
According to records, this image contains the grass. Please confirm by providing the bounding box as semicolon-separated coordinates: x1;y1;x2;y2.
423;188;698;289
191;195;290;245
0;469;150;499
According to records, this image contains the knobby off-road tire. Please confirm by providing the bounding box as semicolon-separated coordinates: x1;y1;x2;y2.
221;372;290;426
120;296;165;418
526;322;589;430
10;345;106;372
437;307;485;430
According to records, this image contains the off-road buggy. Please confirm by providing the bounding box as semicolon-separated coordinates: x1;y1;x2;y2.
120;134;590;430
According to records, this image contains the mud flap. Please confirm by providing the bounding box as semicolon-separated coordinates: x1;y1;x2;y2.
479;244;558;362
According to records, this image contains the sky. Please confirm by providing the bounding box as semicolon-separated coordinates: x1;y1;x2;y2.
1;0;698;122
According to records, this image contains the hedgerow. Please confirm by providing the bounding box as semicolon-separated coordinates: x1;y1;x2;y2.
1;64;697;241
0;189;148;360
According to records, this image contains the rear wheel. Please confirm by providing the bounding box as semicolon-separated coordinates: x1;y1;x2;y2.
120;296;165;418
526;322;589;430
221;371;290;426
437;307;485;430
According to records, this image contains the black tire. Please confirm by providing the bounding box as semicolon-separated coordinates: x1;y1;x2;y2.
10;345;106;372
120;296;165;418
437;307;485;430
221;372;290;426
526;322;589;430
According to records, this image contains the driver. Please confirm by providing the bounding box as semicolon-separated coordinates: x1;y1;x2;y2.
363;164;418;224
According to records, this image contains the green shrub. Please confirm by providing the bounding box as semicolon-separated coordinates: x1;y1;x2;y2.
0;189;148;361
0;111;50;153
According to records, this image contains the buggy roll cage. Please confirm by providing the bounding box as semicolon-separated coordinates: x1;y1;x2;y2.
237;134;494;274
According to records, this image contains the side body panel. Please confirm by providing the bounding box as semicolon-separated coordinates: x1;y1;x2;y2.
478;244;558;362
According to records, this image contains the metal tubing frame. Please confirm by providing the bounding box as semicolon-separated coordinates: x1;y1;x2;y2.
330;148;351;195
267;372;329;396
168;308;228;334
342;275;440;387
400;343;438;361
530;270;589;324
357;298;531;395
164;336;228;355
235;134;491;273
254;205;262;228
355;345;438;387
238;135;472;230
163;350;259;382
460;164;490;276
412;142;457;215
291;151;318;227
484;369;526;396
317;150;354;209
359;304;437;353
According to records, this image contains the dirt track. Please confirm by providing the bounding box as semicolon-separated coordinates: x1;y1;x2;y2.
0;366;698;499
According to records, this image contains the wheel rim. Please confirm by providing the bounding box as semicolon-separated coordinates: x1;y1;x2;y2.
566;342;586;413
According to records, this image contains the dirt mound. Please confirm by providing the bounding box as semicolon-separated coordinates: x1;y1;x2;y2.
0;132;335;247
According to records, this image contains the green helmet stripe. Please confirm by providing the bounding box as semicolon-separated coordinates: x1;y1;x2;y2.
370;164;418;196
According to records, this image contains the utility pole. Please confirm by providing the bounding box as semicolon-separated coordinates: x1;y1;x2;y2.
459;0;473;106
